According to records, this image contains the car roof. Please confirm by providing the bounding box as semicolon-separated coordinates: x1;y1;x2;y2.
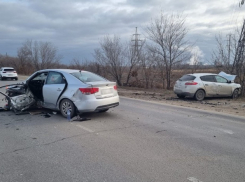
188;73;217;77
39;69;86;74
1;67;14;69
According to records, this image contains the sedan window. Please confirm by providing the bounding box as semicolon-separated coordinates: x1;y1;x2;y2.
215;76;228;83
32;72;48;81
71;71;106;82
46;72;65;84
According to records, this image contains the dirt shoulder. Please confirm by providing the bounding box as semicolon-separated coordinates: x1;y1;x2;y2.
118;87;245;118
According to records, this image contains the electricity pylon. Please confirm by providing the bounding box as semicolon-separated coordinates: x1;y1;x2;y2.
131;27;142;58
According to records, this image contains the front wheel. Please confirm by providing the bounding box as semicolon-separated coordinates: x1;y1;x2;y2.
194;90;205;101
232;89;239;99
60;99;76;118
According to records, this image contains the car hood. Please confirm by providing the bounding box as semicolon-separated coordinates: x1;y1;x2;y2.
219;71;236;81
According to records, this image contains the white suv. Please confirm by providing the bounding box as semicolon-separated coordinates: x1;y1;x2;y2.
0;67;18;80
174;72;241;101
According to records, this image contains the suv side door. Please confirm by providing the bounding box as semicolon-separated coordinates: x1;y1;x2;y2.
214;75;232;96
200;75;217;96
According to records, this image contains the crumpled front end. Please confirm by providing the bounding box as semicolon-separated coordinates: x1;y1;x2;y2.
9;89;36;112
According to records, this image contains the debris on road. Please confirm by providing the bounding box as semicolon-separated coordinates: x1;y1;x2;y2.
73;115;91;122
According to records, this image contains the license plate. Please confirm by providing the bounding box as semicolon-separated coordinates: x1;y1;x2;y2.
101;89;112;95
8;74;13;76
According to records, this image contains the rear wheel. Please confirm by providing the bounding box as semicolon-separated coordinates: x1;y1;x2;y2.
194;89;205;101
60;99;76;118
232;89;239;99
177;94;185;99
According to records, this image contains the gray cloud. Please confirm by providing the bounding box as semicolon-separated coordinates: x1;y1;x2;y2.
0;0;244;64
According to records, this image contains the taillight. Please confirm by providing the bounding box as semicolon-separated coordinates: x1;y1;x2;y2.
114;85;117;90
185;81;198;85
13;71;16;73
79;88;99;95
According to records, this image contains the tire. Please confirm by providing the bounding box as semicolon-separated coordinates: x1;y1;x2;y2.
232;89;239;99
177;94;185;99
98;109;109;113
194;89;205;101
0;75;2;80
15;77;18;80
60;99;76;118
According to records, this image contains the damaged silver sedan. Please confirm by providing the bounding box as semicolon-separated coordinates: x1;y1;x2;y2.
1;69;119;117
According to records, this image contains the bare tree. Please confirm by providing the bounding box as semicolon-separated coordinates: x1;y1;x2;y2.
124;40;145;85
212;33;238;73
190;50;202;74
18;40;61;71
212;30;245;95
146;13;191;89
140;49;157;88
17;40;34;74
93;35;125;86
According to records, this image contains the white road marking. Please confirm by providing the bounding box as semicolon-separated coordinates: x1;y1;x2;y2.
76;125;94;133
187;177;203;182
219;129;234;135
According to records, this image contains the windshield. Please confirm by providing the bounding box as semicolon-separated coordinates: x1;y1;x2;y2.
70;71;106;82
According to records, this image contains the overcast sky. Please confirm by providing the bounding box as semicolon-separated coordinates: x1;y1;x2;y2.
0;0;244;64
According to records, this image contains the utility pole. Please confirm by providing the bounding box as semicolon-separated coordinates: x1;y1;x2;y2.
131;27;142;58
227;34;232;65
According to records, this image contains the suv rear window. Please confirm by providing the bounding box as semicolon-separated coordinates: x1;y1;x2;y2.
179;75;196;81
71;71;106;82
4;69;15;71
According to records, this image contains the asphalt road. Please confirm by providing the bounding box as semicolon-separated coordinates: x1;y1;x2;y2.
0;80;245;182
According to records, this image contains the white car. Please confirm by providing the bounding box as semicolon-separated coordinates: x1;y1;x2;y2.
5;69;119;118
0;67;18;80
174;72;241;101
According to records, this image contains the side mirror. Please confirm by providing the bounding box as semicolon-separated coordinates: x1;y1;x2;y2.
227;80;231;83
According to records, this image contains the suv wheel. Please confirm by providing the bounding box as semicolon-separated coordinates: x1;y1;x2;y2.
194;90;205;101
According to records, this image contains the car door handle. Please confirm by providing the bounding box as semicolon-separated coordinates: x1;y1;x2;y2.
57;88;61;91
205;84;209;86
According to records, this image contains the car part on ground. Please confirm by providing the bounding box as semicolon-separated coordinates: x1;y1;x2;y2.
0;69;120;117
174;72;241;101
